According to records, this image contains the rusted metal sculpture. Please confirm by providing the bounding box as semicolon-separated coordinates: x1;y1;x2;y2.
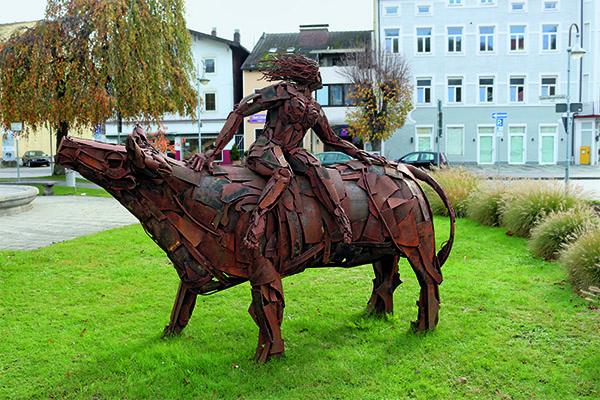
57;129;455;362
55;55;455;362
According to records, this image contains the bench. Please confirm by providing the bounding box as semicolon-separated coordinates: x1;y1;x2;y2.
1;180;59;196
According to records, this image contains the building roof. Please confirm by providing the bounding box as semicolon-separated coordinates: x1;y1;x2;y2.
188;29;249;54
242;26;372;70
0;21;37;41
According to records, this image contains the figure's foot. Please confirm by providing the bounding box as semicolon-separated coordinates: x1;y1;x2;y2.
335;209;353;244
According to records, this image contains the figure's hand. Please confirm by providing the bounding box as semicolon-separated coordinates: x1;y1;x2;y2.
187;150;214;172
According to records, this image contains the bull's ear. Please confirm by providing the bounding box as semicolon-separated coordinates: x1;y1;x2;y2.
131;125;150;147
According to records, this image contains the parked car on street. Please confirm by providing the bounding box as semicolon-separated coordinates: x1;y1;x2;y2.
396;151;448;169
316;151;354;166
22;150;51;167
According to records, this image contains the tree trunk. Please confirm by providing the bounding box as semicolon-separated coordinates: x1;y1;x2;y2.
53;121;69;175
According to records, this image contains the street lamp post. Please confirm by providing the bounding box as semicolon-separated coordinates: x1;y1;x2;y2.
565;23;586;190
197;60;210;155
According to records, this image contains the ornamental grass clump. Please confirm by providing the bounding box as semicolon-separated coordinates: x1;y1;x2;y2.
561;228;600;287
529;204;600;260
466;178;512;227
500;180;586;238
423;166;482;218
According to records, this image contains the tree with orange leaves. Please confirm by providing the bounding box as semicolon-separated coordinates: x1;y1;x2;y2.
341;46;413;154
0;0;197;173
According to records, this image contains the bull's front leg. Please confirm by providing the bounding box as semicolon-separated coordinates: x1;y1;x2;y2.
163;281;197;337
248;257;285;363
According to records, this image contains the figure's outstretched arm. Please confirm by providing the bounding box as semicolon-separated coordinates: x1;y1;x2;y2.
312;108;386;165
188;89;284;171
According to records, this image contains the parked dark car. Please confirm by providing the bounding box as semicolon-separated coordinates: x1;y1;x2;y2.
396;151;448;169
316;151;354;166
22;150;51;167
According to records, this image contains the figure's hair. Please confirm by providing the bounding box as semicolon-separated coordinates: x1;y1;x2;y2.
258;54;320;86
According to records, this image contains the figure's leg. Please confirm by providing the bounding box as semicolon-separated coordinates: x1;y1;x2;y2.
163;281;198;337
247;258;285;363
367;255;402;314
404;247;441;332
244;148;292;249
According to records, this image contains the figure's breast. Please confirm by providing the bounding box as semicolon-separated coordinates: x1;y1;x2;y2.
282;93;319;128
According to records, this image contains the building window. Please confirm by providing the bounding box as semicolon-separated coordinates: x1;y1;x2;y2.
448;78;462;103
417;5;431;14
203;58;216;74
481;0;494;4
449;0;462;4
316;84;356;106
479;26;494;52
479;77;494;103
509;126;526;164
417;78;432;104
385;29;400;54
416;127;433;151
542;25;558;51
510;26;526;51
511;2;525;11
543;1;558;10
510;77;525;102
385;6;399;15
417;28;432;54
541;77;557;97
204;92;216;111
447;27;463;53
540;126;557;164
447;126;464;156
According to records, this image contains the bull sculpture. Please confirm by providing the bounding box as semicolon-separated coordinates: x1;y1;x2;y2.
56;128;455;362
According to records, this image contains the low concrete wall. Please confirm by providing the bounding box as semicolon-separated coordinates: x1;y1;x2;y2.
0;185;39;216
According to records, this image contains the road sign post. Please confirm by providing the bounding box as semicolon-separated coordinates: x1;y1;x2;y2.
492;113;507;175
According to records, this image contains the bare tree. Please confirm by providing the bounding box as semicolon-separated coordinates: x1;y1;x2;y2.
340;44;413;153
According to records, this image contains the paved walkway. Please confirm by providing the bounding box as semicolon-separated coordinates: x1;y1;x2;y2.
0;196;138;251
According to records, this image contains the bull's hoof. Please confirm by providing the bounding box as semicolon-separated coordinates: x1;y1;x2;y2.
163;323;183;338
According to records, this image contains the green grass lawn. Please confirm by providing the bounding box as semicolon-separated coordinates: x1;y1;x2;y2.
1;218;598;399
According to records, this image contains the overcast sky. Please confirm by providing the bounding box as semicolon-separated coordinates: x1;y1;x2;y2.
0;0;374;50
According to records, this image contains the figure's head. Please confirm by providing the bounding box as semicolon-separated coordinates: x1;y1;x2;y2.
259;54;322;90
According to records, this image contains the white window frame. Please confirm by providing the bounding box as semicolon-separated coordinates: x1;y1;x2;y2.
541;24;559;52
509;76;525;103
203;91;217;112
540;75;558;97
416;77;433;105
447;26;464;55
542;1;559;11
203;57;216;75
416;27;433;55
384;28;401;54
509;1;526;12
509;25;526;53
415;126;434;151
447;76;463;104
539;125;558;164
478;75;495;104
384;6;399;16
478;25;496;54
416;4;432;15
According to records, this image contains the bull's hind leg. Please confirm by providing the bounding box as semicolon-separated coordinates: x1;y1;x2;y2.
248;258;285;363
367;255;402;314
405;247;441;332
163;281;198;337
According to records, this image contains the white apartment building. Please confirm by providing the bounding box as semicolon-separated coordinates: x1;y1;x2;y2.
376;0;600;165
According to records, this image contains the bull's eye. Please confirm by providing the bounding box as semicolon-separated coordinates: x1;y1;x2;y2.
106;152;125;169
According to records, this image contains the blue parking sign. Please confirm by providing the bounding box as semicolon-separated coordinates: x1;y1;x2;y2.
496;118;504;127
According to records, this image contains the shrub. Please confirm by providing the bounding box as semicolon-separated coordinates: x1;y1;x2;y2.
500;180;586;238
467;178;512;227
561;228;600;287
529;204;600;260
422;166;483;218
229;143;241;162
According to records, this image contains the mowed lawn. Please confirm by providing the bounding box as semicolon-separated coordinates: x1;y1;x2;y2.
1;217;598;399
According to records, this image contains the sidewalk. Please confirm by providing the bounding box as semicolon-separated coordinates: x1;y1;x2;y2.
0;196;138;251
465;163;600;180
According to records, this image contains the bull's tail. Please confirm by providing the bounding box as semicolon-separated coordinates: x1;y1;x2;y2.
400;164;455;268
